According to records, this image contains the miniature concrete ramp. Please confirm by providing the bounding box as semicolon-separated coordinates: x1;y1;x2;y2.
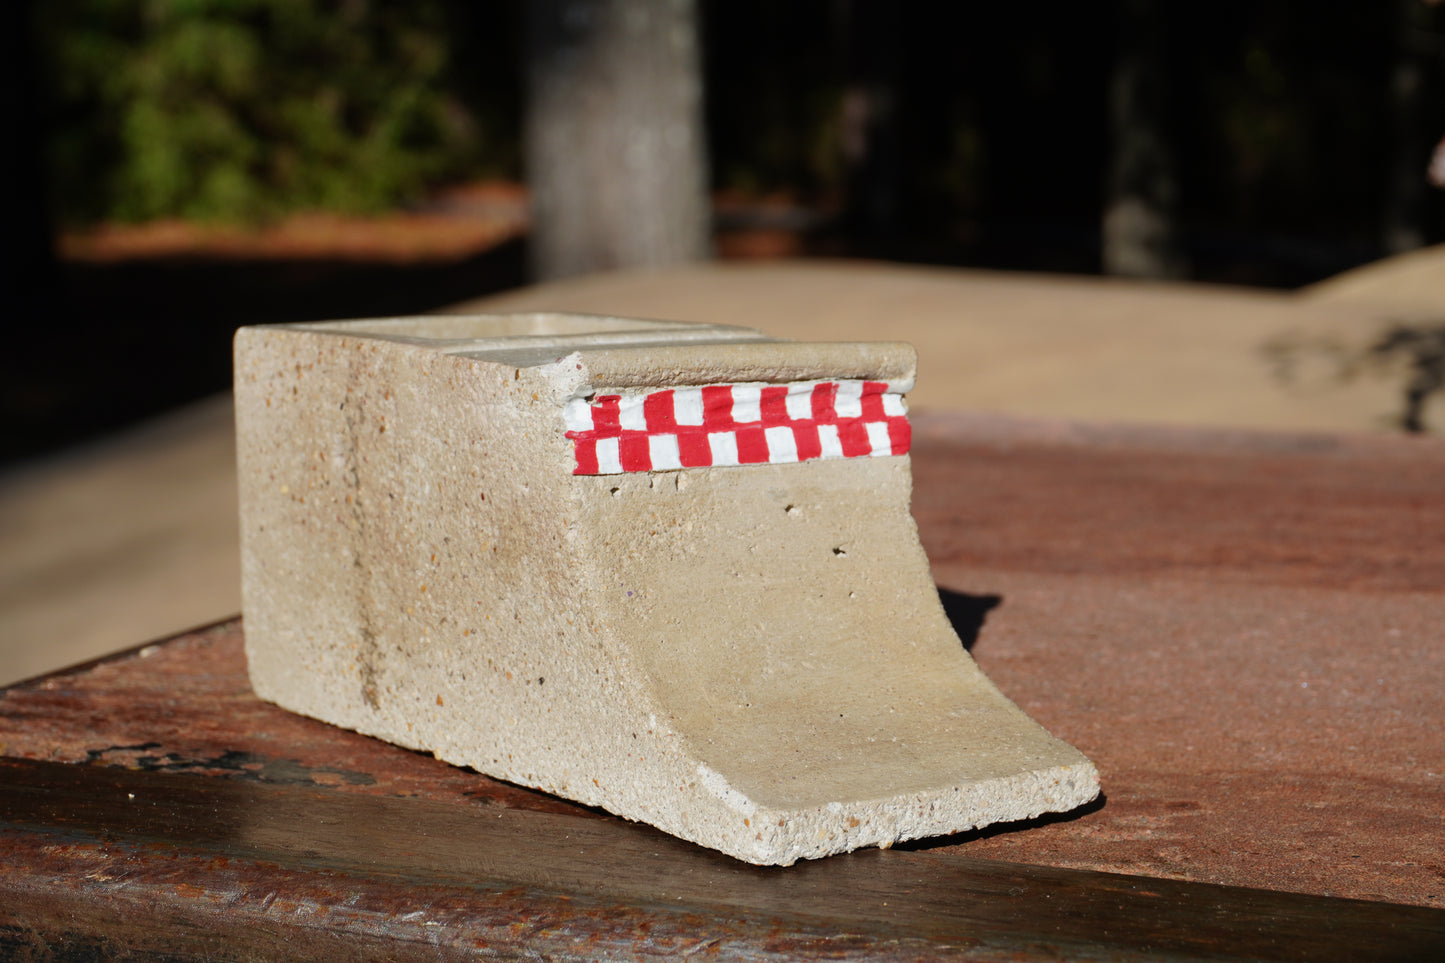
236;315;1098;865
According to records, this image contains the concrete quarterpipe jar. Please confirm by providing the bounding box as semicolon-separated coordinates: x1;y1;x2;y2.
234;313;1098;864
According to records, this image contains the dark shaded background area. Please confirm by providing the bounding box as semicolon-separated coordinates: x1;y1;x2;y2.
706;2;1437;278
5;0;1443;467
6;241;528;463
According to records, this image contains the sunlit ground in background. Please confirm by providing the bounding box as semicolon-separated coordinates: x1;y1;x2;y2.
3;208;1444;685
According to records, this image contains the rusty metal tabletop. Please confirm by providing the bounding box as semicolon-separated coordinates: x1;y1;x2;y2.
3;411;1443;960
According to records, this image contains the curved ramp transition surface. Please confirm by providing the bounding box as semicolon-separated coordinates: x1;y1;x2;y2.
235;314;1097;864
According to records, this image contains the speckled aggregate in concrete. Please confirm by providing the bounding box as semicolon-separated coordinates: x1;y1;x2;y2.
234;314;1097;864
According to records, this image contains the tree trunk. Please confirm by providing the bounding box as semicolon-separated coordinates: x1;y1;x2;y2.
525;0;711;280
1103;0;1186;279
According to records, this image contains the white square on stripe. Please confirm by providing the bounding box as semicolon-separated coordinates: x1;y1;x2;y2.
866;421;892;456
764;425;798;463
595;437;622;474
648;433;681;471
673;387;704;426
784;384;813;421
563;397;594;432
834;381;863;418
618;395;648;431
708;432;740;466
818;424;843;459
731;385;761;424
882;393;906;417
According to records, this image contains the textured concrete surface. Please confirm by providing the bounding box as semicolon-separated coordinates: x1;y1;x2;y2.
4;410;1440;906
234;316;1096;863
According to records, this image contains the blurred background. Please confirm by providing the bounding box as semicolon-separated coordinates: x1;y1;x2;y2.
7;0;1445;462
4;0;1445;681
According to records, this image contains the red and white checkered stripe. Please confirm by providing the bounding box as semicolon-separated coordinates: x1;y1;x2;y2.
563;381;910;475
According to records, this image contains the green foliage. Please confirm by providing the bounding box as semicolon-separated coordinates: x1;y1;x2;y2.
41;0;493;224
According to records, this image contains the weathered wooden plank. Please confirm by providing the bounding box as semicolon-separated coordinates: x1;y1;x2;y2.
4;415;1443;957
3;757;1442;961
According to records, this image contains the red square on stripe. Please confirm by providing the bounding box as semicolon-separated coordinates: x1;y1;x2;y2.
677;431;712;467
812;382;837;423
572;438;599;475
888;417;911;455
702;385;735;430
760;385;788;425
619;434;651;472
860;382;886;421
735;427;769;463
592;395;621;435
643;390;677;431
838;419;871;457
794;424;822;461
